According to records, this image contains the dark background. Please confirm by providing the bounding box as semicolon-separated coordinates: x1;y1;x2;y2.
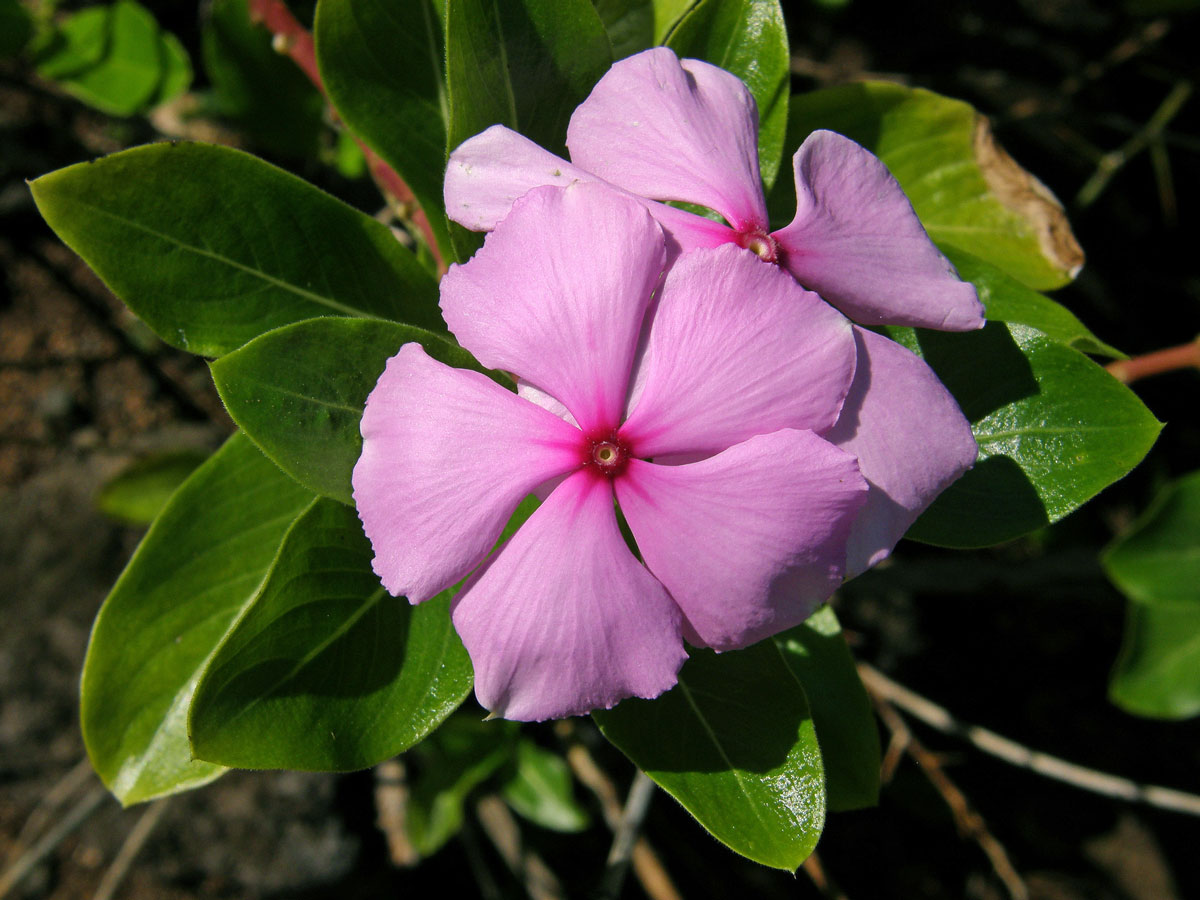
2;1;1199;897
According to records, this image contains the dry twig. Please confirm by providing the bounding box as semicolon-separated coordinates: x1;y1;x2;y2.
373;759;419;867
92;799;170;900
0;785;108;899
474;794;564;900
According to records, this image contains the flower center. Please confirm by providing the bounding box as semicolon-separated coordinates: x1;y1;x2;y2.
586;433;630;477
735;228;779;263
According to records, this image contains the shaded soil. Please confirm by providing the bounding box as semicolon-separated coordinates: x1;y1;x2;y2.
2;1;1199;898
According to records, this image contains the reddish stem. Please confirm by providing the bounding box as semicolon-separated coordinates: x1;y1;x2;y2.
246;0;445;274
1105;339;1200;384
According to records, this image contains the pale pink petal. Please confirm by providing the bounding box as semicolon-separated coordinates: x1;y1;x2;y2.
444;123;735;252
452;471;686;721
772;130;985;331
616;430;868;652
567;47;768;231
620;244;856;458
440;183;665;434
444;125;595;232
825;327;978;576
353;344;583;603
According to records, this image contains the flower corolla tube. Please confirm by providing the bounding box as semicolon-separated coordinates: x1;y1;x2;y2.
442;46;982;584
355;182;879;721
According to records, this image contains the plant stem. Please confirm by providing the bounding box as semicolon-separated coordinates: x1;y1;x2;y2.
1105;339;1200;384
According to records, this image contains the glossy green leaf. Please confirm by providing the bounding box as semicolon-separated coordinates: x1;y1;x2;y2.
30;142;440;357
774;607;879;811
892;322;1161;548
202;0;324;157
315;0;450;255
943;245;1123;358
36;1;162;116
210;318;502;506
1109;603;1200;719
777;82;1084;290
1103;471;1200;608
0;0;33;58
445;0;613;258
667;0;788;189
81;433;315;805
501;740;590;832
407;716;517;856
188;500;474;770
96;449;209;524
596;640;825;870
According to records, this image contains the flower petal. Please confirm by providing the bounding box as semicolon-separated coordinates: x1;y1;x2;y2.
616;430;868;651
440;182;665;433
567;47;768;231
772;130;985;331
444;124;736;253
825;327;978;575
353;343;583;603
452;471;686;721
620;244;856;458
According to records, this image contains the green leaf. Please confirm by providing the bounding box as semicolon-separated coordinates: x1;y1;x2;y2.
315;0;451;255
202;0;325;157
407;715;517;856
0;0;34;58
81;433;315;805
777;81;1084;290
595;640;825;870
893;322;1161;548
96;449;209;524
36;1;163;116
1109;603;1200;720
666;0;788;189
30;142;440;357
188;499;474;770
501;740;590;832
150;29;192;107
592;0;654;58
210;318;502;506
774;607;879;811
943;245;1123;358
1104;471;1200;608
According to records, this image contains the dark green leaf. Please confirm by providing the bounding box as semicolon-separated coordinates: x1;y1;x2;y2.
777;81;1084;290
36;0;163;116
96;449;209;524
0;0;33;58
30;142;440;357
894;322;1161;548
315;0;451;255
596;640;824;870
592;0;654;58
774;607;879;811
150;29;192;107
667;0;788;189
1103;471;1200;608
1109;602;1200;719
188;499;474;770
202;0;325;157
501;740;590;832
210;318;502;506
407;716;517;856
942;245;1123;358
81;433;315;804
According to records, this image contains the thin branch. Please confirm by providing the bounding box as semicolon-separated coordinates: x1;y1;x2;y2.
598;771;656;900
1076;80;1193;208
802;852;851;900
0;785;109;899
92;799;170;900
474;794;564;900
558;723;683;900
246;0;445;274
859;663;1200;818
1106;339;1200;384
869;685;1030;900
374;759;418;867
4;758;94;868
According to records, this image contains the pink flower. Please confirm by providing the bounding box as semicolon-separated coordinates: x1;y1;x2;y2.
353;182;872;721
444;47;981;576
